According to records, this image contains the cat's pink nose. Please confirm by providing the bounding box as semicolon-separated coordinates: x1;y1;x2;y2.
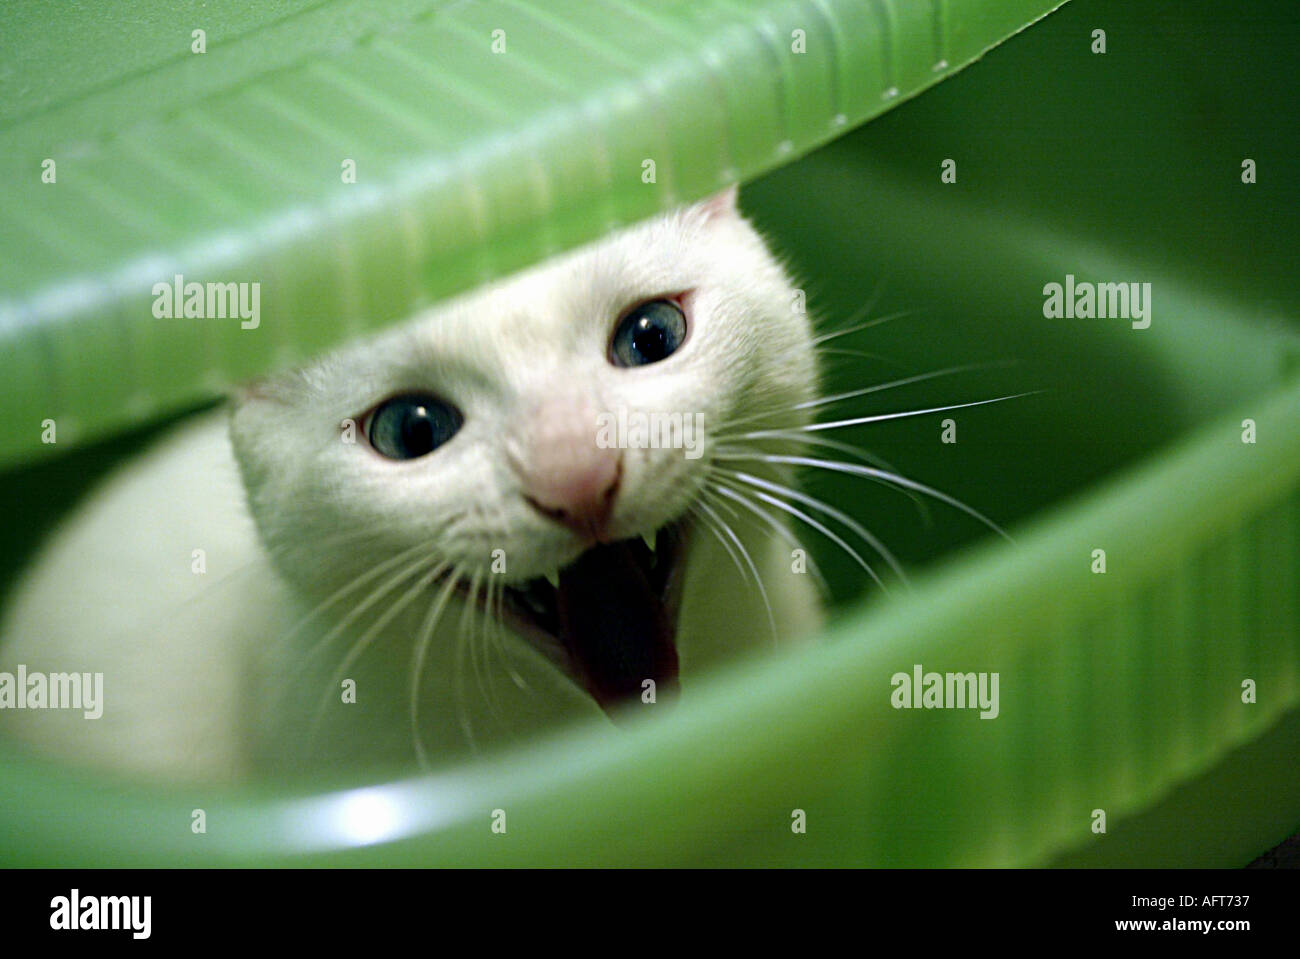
513;403;622;539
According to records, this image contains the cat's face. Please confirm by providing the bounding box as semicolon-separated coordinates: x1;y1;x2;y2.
230;189;816;710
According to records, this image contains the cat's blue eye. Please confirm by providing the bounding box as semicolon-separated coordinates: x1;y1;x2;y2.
610;298;687;367
366;393;463;460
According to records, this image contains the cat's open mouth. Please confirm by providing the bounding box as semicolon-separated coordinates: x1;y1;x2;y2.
499;522;690;714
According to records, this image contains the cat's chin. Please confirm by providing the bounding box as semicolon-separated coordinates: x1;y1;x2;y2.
487;519;692;716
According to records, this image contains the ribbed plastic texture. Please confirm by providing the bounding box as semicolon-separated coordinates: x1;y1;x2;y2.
0;0;1066;469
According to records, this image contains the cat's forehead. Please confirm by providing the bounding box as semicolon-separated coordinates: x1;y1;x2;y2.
414;208;719;349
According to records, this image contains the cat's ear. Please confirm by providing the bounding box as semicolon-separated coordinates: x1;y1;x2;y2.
691;184;739;223
232;377;274;405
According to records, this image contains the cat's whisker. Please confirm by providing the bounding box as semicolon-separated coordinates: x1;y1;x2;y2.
454;568;484;752
695;493;778;647
712;364;1017;436
410;568;464;771
292;546;439;681
331;559;449;690
686;500;749;587
489;572;531;695
477;573;509;726
308;558;448;746
163;525;394;628
712;466;905;586
701;485;794;627
791;362;1015;415
809;273;892;342
702;484;807;618
710;472;890;593
474;572;497;721
720;451;1013;542
818;347;910;371
700;472;831;596
811;307;915;346
746;392;1041;436
717;429;933;525
268;538;432;656
481;573;498;710
701;480;746;525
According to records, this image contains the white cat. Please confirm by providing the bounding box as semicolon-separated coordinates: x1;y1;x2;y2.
0;188;825;783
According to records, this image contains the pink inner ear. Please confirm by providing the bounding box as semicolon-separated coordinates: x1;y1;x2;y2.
236;379;275;403
696;183;739;221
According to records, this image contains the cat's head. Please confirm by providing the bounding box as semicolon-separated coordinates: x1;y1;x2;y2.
230;189;816;709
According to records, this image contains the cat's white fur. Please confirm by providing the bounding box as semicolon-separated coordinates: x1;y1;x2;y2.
0;191;821;783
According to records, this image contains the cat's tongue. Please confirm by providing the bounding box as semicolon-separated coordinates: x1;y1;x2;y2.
555;540;679;712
